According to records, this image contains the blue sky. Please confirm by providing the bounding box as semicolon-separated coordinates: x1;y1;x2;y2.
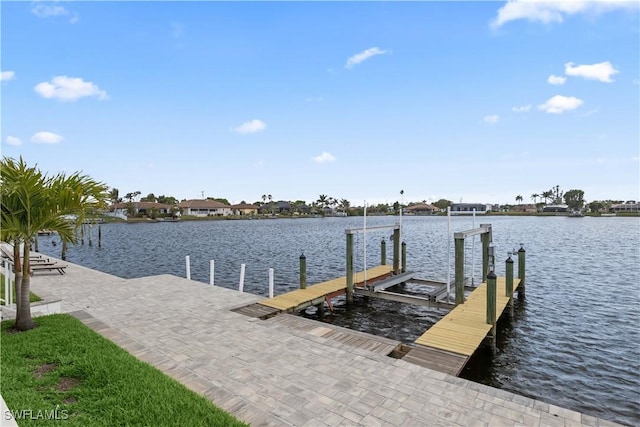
2;1;638;206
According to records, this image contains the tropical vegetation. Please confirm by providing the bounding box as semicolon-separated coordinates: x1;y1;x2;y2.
0;157;108;331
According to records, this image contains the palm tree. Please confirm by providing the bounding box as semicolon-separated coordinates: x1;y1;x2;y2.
1;157;108;331
515;195;523;204
340;198;350;215
531;193;539;204
542;190;553;205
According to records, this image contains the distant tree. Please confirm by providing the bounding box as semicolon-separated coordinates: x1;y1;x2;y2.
207;197;230;205
125;202;136;218
317;194;328;208
541;190;553;204
109;188;120;206
564;189;585;210
393;201;400;214
157;195;177;205
148;207;159;219
340;199;350;215
433;199;452;210
124;191;140;203
531;193;539;204
140;193;156;202
587;201;604;213
553;185;564;204
515;195;523;204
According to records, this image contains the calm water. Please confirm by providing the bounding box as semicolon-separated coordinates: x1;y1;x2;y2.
37;216;640;426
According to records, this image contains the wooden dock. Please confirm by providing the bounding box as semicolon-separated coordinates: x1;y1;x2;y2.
408;276;521;374
258;265;393;313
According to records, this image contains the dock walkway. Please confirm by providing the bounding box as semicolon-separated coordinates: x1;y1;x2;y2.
407;277;521;375
258;265;393;312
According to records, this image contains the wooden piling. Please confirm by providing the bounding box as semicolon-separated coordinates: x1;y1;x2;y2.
316;303;324;319
393;228;400;275
401;242;407;273
88;224;93;247
346;233;354;304
98;224;102;248
506;255;514;316
299;253;307;289
480;226;491;282
61;241;67;260
381;238;386;266
486;270;497;352
454;237;465;306
518;245;526;298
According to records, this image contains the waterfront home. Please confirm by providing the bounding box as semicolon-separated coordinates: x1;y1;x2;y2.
542;204;569;213
511;204;538;213
230;203;259;216
405;203;438;215
610;202;639;213
450;203;488;214
179;199;232;217
110;202;173;217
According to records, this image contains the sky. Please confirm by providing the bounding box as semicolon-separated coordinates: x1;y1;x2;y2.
1;1;639;206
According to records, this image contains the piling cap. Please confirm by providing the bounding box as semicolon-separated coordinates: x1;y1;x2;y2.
300;252;306;259
518;246;526;253
506;256;514;264
487;270;497;279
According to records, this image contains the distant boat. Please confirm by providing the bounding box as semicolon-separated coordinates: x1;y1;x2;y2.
568;210;584;218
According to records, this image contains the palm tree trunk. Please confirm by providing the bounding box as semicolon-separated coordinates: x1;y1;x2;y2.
12;241;22;324
16;241;34;331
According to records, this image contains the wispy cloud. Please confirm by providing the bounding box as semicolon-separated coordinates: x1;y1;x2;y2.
345;47;388;69
5;136;22;146
565;61;619;83
491;0;638;29
232;119;266;135
538;95;583;114
0;71;15;81
31;3;79;24
512;104;531;113
483;115;500;124
34;76;108;101
548;75;566;85
312;152;336;164
31;131;64;144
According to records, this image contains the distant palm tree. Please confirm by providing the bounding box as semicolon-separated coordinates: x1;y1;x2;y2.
531;193;539;204
542;190;553;204
340;198;350;214
515;195;523;204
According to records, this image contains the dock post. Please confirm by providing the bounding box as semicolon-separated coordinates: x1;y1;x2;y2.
487;270;497;352
401;242;407;273
481;228;491;282
381;238;386;265
346;232;354;304
98;224;102;248
393;228;400;275
316;302;325;319
268;268;274;298
61;241;67;261
239;263;246;292
454;237;465;305
185;256;191;280
518;245;526;299
210;260;215;286
299;253;307;289
506;254;514;316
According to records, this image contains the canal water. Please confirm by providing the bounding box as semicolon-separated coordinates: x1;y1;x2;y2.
36;215;640;426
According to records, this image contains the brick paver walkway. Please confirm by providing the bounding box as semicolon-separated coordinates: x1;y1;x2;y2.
6;260;621;426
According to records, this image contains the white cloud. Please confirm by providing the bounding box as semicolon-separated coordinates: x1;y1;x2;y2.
547;74;566;85
0;71;15;81
34;76;108;101
312;152;336;164
232;119;266;135
512;104;532;112
31;131;64;144
565;61;619;83
31;4;79;23
345;47;388;69
483;115;500;124
5;136;22;146
491;0;638;29
538;95;583;114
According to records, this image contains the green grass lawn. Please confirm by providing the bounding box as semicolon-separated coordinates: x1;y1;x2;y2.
1;314;247;426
